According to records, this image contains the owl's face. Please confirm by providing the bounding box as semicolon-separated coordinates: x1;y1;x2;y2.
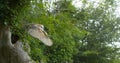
34;24;44;31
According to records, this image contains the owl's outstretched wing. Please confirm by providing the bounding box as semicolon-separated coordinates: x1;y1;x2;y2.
27;24;53;46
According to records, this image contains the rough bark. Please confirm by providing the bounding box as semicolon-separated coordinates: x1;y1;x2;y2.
0;25;33;63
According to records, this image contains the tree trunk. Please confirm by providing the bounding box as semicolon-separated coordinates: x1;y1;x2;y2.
0;25;33;63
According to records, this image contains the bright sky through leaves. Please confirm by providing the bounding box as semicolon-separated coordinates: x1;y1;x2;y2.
73;0;120;17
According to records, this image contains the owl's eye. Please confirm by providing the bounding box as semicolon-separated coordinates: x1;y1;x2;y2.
40;25;44;29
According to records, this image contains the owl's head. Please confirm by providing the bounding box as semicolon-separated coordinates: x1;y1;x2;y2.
34;24;44;31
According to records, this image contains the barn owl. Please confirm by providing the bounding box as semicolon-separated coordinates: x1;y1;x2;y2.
27;24;53;46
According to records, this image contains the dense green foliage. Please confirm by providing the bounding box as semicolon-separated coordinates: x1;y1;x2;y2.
1;0;120;63
73;0;120;63
0;0;30;26
24;0;85;62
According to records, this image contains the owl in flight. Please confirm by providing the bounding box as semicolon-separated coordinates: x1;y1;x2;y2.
27;24;53;46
